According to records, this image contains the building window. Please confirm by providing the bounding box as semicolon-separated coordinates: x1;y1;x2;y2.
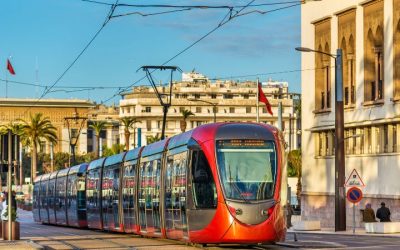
182;94;188;99
211;94;217;99
364;0;384;103
393;125;398;152
145;107;151;113
224;94;233;99
246;107;251;113
146;120;152;131
338;9;356;107
365;127;372;154
243;94;249;99
99;130;106;139
196;107;201;113
179;107;185;113
382;124;388;153
229;107;235;113
194;94;200;99
175;94;180;98
314;18;331;111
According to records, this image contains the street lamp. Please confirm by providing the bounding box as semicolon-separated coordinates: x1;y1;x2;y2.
187;98;217;123
64;116;87;166
296;46;346;231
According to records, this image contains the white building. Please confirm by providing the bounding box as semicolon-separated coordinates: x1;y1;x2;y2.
119;73;301;149
301;0;400;227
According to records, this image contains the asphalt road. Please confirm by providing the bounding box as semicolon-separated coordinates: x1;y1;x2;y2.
16;209;400;249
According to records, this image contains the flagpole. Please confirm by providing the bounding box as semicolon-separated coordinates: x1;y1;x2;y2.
5;66;8;98
256;78;260;123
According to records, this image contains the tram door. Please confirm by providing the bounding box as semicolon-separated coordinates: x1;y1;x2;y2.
165;151;188;240
103;167;121;230
139;159;161;235
122;164;136;233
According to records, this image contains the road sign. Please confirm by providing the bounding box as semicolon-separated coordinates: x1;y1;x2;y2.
345;169;365;187
347;187;363;203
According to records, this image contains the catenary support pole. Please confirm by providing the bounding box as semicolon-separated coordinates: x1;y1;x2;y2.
7;130;12;241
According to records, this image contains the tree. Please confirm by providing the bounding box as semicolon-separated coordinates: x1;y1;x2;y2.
0;122;25;185
288;149;302;208
180;109;194;132
119;117;140;151
147;133;161;144
89;121;107;158
19;113;58;182
102;144;125;157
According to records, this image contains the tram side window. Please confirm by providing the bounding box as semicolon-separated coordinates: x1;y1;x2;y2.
191;150;217;209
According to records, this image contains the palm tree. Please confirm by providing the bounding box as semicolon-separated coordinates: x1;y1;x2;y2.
147;133;161;144
119;117;140;151
90;121;107;158
19;113;58;183
180;109;194;132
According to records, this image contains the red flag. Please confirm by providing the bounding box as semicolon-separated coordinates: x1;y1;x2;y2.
258;83;273;116
6;59;15;75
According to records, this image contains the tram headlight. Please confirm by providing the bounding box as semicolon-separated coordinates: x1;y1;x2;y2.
228;205;243;217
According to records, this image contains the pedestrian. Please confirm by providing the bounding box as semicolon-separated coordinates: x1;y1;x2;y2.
363;203;376;222
376;202;391;222
285;201;294;228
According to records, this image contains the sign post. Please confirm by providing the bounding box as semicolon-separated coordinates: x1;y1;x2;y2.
347;187;363;234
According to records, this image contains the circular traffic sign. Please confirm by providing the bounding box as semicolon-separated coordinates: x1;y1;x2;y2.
347;187;363;203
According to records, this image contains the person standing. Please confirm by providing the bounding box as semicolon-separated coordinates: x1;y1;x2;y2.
363;203;376;222
376;202;391;222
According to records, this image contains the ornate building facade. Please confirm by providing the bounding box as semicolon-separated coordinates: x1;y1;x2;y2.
119;72;301;150
301;0;400;227
0;98;95;155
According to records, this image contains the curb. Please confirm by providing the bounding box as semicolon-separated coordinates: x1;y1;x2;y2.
0;240;44;250
277;240;346;249
288;229;400;238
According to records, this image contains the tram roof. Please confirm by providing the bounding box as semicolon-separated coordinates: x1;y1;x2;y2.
167;130;193;150
215;123;276;141
141;138;168;157
104;152;126;167
33;175;43;184
88;157;106;171
57;167;70;178
40;173;51;181
125;147;142;162
49;171;58;180
69;163;89;176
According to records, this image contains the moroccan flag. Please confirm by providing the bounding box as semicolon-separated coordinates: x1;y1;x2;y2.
258;82;273;115
7;59;15;75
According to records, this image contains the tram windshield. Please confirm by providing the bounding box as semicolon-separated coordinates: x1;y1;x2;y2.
216;139;276;202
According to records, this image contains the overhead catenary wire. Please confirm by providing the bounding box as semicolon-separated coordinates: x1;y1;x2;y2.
20;0;119;115
101;0;302;104
0;66;327;94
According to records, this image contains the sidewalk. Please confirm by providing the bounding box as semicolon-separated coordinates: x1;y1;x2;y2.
288;227;400;237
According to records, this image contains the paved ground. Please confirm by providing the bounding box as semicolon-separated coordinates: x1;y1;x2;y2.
1;209;400;249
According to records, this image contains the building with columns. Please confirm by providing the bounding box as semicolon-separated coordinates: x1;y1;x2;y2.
119;72;301;150
0;98;95;156
87;104;120;153
301;0;400;227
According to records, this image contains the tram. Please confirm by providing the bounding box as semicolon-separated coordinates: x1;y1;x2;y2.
33;122;287;244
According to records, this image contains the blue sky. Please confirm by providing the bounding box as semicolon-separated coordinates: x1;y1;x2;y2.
0;1;301;104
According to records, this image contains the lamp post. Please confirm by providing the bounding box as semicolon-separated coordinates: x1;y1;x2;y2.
187;98;217;123
64;116;87;166
296;47;345;231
